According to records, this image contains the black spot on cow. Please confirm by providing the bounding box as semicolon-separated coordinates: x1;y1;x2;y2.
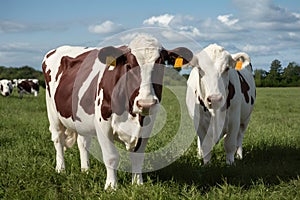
226;81;235;109
237;71;250;103
198;96;208;112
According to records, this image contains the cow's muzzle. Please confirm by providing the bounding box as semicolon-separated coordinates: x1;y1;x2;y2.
207;94;223;109
136;99;158;115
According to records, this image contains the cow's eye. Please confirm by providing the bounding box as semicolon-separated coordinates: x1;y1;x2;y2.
125;64;132;70
224;66;230;73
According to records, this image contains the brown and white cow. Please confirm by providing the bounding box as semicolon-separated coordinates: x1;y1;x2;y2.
17;79;39;98
0;79;13;96
42;34;193;189
186;44;255;165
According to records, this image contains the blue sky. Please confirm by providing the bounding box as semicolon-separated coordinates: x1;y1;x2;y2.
1;0;299;71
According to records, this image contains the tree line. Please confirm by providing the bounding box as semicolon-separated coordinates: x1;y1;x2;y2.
254;60;300;87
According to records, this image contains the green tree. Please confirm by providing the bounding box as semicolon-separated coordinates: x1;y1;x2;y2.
265;59;282;86
254;69;267;87
282;62;300;86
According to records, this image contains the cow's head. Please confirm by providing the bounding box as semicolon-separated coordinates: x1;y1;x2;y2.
98;34;193;117
0;79;13;97
190;44;236;111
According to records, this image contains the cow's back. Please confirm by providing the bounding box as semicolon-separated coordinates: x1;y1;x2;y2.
42;46;104;135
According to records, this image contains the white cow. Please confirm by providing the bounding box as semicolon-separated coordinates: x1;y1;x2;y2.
42;34;193;189
0;79;13;96
186;44;256;165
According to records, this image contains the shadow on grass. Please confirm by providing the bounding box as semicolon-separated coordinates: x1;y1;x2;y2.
149;145;300;188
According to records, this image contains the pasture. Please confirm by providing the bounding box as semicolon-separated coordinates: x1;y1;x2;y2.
0;87;299;199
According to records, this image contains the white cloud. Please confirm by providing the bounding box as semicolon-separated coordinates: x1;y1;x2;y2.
217;14;239;26
233;0;300;31
0;20;69;33
0;42;46;69
242;44;271;54
0;42;37;53
119;33;141;44
178;26;202;38
143;14;174;27
160;30;183;42
143;14;203;41
288;32;297;38
168;15;195;27
88;20;124;34
0;21;27;33
292;12;300;19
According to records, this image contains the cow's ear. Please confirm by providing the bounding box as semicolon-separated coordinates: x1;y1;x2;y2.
231;52;251;70
98;46;126;67
167;47;193;68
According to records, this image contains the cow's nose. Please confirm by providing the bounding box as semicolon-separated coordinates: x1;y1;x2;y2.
5;92;9;96
207;95;222;105
137;99;158;115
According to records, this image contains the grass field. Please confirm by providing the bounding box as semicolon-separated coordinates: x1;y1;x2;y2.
0;87;300;199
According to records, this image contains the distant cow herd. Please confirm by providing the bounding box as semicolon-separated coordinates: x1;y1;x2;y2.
1;34;256;190
0;78;39;98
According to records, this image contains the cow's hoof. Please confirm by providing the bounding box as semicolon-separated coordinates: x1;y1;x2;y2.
55;168;65;173
132;174;143;185
104;181;117;191
81;168;89;173
236;147;243;160
226;159;235;165
197;150;203;159
236;153;243;160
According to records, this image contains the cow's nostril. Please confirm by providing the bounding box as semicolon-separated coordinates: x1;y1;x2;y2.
207;97;212;103
207;95;222;104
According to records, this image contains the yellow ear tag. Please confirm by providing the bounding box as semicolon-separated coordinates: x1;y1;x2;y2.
174;57;183;68
106;56;116;67
235;61;243;70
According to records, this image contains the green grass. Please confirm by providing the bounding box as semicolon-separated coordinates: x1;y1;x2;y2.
0;87;300;199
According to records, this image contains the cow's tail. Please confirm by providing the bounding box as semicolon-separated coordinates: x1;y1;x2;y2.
64;129;78;150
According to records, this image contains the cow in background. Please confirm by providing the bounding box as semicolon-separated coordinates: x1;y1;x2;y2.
0;79;13;96
42;34;193;189
186;44;256;165
16;79;39;98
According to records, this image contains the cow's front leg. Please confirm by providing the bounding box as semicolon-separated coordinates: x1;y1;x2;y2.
195;112;211;164
202;147;212;165
96;120;119;190
130;138;149;185
197;130;211;165
197;137;203;159
77;135;92;172
198;136;212;165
